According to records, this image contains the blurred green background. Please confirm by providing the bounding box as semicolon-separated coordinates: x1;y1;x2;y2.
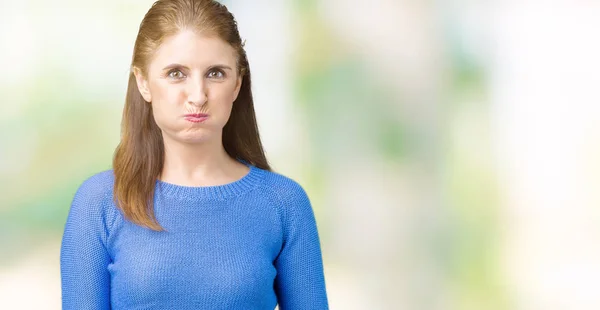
2;1;600;309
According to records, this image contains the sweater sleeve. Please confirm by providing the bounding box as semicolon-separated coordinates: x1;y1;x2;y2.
60;174;114;310
273;181;329;310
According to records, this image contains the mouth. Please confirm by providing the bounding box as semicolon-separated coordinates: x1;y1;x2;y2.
184;113;209;123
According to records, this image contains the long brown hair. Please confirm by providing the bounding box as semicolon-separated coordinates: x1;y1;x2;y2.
113;0;270;231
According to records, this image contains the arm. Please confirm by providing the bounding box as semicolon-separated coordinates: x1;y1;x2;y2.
273;181;329;310
60;175;114;310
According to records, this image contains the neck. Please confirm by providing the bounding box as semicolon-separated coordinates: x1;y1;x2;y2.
159;134;247;187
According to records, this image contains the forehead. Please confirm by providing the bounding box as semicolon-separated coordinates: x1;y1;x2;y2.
149;30;237;69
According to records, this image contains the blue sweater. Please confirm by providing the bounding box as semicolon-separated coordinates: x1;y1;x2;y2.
60;163;329;309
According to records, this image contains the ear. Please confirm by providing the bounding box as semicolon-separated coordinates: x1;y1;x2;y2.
132;67;152;102
232;75;242;102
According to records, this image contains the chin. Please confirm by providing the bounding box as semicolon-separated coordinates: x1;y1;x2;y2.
178;134;212;144
160;124;222;145
179;131;219;144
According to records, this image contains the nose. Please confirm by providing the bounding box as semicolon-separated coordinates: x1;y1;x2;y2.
186;77;207;106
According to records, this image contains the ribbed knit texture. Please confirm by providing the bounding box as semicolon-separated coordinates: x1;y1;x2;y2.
60;162;329;309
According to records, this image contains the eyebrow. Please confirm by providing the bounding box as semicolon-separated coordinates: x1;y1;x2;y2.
161;63;234;71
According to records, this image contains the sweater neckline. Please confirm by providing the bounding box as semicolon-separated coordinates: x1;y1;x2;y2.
154;160;263;201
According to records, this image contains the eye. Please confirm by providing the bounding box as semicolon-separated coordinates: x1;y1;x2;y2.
168;70;185;79
207;69;225;79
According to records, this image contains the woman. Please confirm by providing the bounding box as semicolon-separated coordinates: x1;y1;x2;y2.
59;0;329;309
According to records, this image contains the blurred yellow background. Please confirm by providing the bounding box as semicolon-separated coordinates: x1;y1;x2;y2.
1;0;600;309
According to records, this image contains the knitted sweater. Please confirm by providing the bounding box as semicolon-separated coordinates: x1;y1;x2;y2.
60;163;329;309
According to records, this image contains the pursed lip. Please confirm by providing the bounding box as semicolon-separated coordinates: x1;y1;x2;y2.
184;113;209;118
183;113;209;123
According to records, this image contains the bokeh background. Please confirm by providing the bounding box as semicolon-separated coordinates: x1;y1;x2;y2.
1;0;600;309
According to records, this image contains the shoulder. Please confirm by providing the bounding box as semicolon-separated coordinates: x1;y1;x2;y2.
73;170;115;202
255;168;314;221
69;170;116;220
257;169;310;203
254;168;321;244
64;170;118;246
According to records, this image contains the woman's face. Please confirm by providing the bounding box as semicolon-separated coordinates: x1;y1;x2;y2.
134;30;242;145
